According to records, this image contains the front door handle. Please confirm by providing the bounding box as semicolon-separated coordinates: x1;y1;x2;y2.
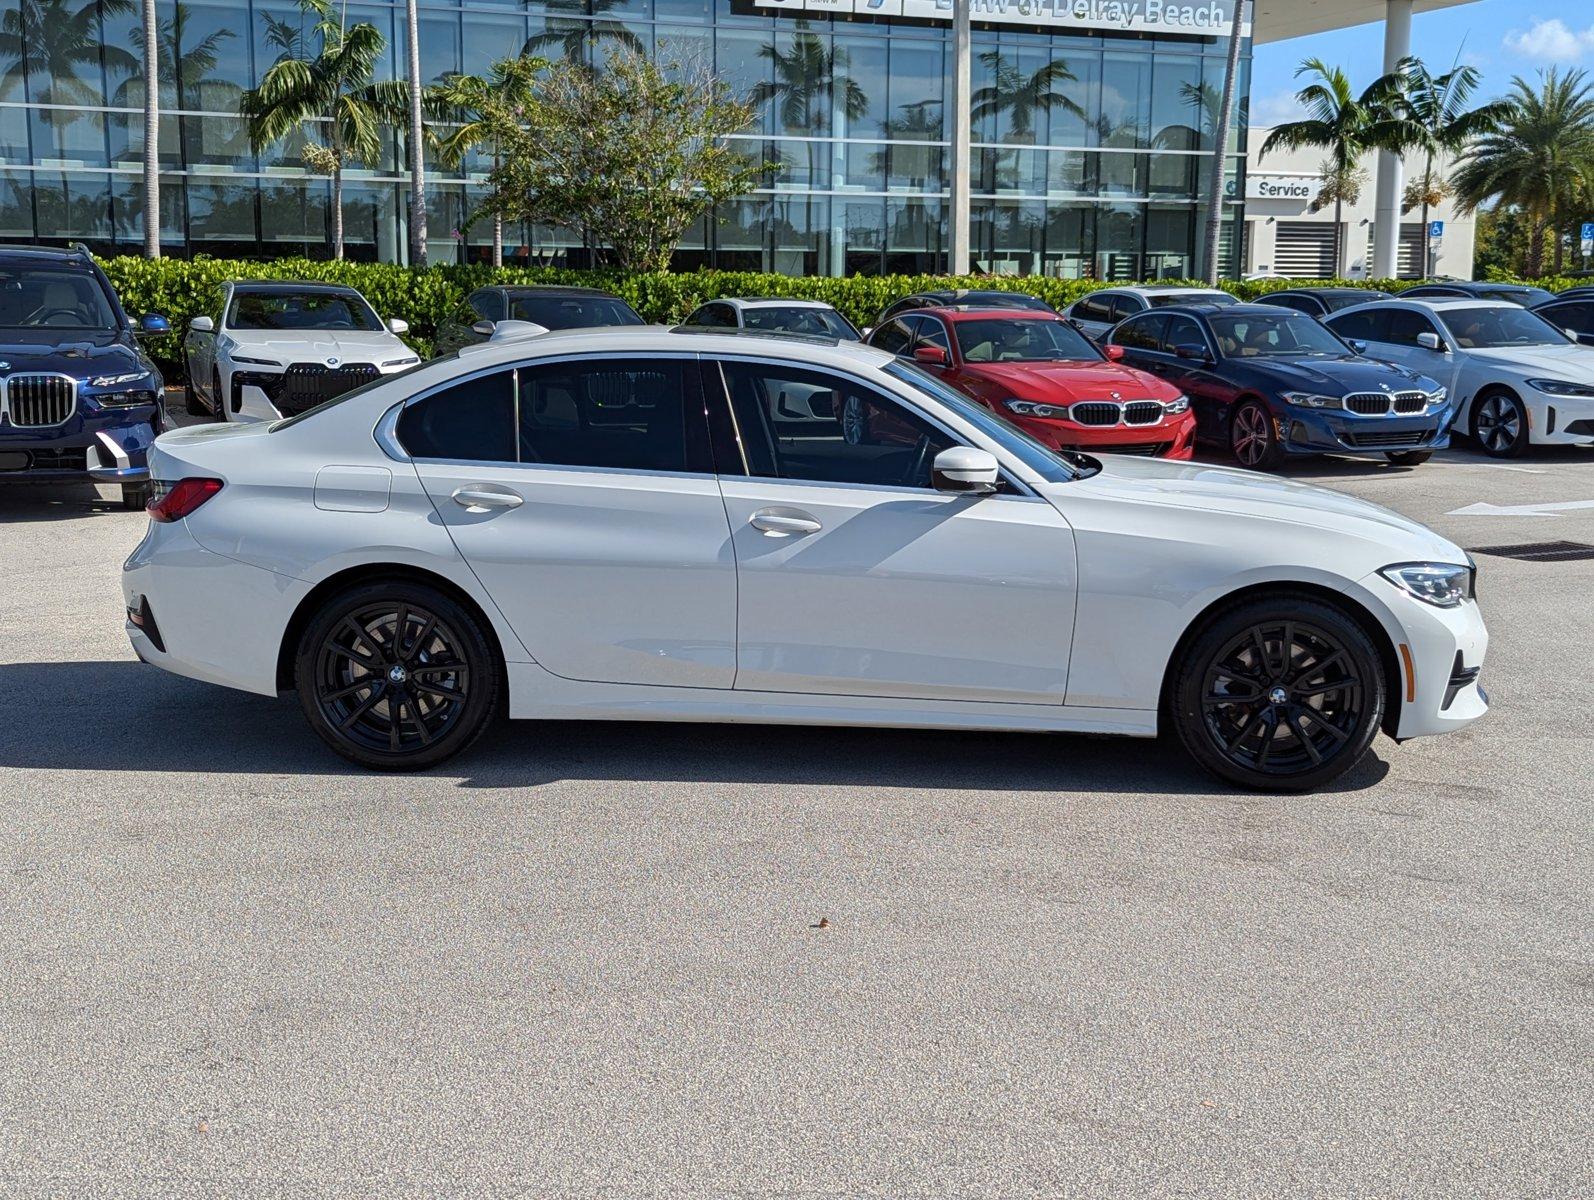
750;509;822;537
451;485;524;512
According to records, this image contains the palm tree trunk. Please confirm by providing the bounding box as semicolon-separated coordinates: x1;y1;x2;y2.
1199;0;1245;283
1334;196;1344;278
404;0;427;266
1420;198;1430;277
492;146;503;268
1527;210;1545;278
141;0;160;259
331;163;345;261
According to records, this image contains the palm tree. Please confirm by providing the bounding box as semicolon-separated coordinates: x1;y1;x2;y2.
140;0;158;257
240;0;408;260
1452;69;1594;276
403;0;426;265
971;52;1083;143
1261;58;1408;276
430;55;545;267
522;0;642;64
751;26;868;136
1387;56;1509;276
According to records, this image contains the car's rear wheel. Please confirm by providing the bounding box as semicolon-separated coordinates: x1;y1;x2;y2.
1471;390;1528;457
1230;400;1284;471
294;581;499;771
1384;450;1433;466
1169;596;1385;792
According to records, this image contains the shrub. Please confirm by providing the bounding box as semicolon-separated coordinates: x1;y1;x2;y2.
96;255;1572;382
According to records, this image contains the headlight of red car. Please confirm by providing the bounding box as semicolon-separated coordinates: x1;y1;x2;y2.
1166;395;1190;414
1003;399;1070;419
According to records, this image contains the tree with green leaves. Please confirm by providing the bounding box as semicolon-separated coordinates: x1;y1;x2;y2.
972;51;1083;143
429;55;547;267
490;50;768;272
1452;68;1594;276
1261;58;1408;276
239;0;408;260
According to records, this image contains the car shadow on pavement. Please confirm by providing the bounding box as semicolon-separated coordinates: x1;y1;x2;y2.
0;482;130;523
0;659;1391;797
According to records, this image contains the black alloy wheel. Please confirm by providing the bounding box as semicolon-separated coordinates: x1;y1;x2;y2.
1230;400;1284;471
1171;596;1384;791
294;582;499;770
1471;391;1528;457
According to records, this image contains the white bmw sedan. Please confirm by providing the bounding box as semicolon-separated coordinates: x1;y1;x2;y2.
183;281;421;423
124;327;1488;791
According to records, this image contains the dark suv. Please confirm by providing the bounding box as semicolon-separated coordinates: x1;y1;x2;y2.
0;244;169;507
433;285;644;354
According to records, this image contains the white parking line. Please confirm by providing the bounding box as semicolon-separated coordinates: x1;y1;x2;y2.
1471;464;1547;474
1448;500;1594;517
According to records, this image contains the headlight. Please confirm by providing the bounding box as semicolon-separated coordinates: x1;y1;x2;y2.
230;355;282;367
381;356;421;368
90;371;149;388
1379;562;1475;608
1003;399;1069;419
1427;386;1448;406
1282;391;1341;409
1164;395;1190;415
1526;378;1594;398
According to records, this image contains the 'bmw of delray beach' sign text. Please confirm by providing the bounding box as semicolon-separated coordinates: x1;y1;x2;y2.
750;0;1251;37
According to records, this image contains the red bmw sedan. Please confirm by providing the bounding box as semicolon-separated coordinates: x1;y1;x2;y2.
866;307;1196;459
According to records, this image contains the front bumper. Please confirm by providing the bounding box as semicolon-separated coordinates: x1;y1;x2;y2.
0;405;159;484
1283;408;1452;456
1363;572;1489;740
1017;410;1197;460
1534;400;1594;446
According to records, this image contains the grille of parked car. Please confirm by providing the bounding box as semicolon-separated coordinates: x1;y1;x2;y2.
1344;391;1430;416
1070;402;1123;426
3;373;76;427
1123;401;1164;426
278;363;380;414
1344;429;1427;448
1392;391;1428;414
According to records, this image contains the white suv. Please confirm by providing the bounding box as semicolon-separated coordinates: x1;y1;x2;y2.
1325;298;1594;456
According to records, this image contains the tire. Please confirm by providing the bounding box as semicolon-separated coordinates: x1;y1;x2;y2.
120;482;152;511
1470;390;1528;458
293;581;500;771
184;380;205;416
213;367;226;419
1384;450;1433;466
1169;595;1385;792
1229;399;1285;471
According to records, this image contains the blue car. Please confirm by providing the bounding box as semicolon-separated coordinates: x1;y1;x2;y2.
1106;303;1455;471
0;244;169;508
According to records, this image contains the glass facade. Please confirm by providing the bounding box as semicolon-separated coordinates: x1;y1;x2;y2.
0;0;1249;276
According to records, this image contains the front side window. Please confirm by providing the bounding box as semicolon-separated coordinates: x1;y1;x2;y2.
909;314;952;353
687;303;736;328
469;292;504;321
1207;312;1351;357
506;294;644;329
229;291;382;331
1112;313;1166;352
1324;308;1391;343
0;267;119;329
718;360;954;489
870;318;914;355
1108;294;1145;321
1159;314;1209;356
1384;309;1443;347
955;318;1101;363
1072;293;1114;323
1436;305;1568;349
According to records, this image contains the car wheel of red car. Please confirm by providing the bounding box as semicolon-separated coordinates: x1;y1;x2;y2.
840;394;870;445
1230;400;1284;472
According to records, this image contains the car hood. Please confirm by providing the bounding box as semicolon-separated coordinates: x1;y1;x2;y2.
960;359;1178;401
223;328;409;365
1464;343;1594;376
1239;355;1435;393
0;330;146;375
1053;453;1462;561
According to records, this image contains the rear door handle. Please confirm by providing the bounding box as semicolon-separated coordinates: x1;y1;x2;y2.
750;509;822;537
451;485;524;511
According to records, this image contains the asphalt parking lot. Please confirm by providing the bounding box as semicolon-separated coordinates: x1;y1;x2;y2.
2;415;1591;1197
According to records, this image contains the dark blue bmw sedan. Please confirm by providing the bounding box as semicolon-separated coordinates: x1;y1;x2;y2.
0;244;169;508
1106;303;1455;471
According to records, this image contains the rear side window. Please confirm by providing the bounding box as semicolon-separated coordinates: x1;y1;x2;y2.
687;303;737;328
396;358;700;472
1325;308;1390;343
1107;294;1144;321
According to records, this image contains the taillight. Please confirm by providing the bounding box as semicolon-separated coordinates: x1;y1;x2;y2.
147;477;224;522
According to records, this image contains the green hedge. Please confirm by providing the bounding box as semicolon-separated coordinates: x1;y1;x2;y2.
99;255;1578;383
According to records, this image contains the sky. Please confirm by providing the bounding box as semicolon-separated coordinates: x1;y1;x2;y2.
1249;0;1594;127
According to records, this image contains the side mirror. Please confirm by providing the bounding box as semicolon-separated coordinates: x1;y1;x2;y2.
471;318;496;338
932;446;999;495
387;317;410;335
138;312;170;335
189;315;214;333
860;326;874;339
1103;344;1126;362
1416;331;1444;351
1173;342;1210;363
912;344;948;365
1349;339;1369;354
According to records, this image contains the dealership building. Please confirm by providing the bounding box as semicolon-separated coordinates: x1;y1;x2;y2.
0;0;1474;277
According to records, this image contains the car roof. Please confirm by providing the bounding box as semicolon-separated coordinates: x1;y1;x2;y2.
460;324;892;366
1329;296;1522;315
1136;301;1260;318
1106;285;1231;297
488;285;624;299
0;244;94;263
1268;287;1388;297
925;307;1064;323
713;297;838;311
230;280;362;296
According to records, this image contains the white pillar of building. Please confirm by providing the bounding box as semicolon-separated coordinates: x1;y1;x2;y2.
1370;0;1413;279
948;0;972;275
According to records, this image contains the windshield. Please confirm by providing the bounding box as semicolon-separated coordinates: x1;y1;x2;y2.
508;295;644;329
957;291;1054;312
884;360;1086;483
1323;290;1389;312
742;306;860;339
954;318;1102;363
0;267;119;330
1149;292;1237;308
1208;311;1353;358
230;291;382;332
1479;286;1555;307
1437;305;1569;349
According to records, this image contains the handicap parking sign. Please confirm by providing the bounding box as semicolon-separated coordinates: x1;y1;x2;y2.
1429;220;1444;240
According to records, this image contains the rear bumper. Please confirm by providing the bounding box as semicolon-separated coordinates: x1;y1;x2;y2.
0;408;158;483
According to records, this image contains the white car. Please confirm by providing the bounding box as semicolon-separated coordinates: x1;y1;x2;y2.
681;297;861;340
1064;285;1240;343
183;281;421;423
1324;298;1594;456
124;328;1488;792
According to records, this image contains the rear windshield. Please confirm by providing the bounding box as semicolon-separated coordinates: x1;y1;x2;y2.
1149;292;1238;308
230;291;382;331
1322;290;1390;312
742;306;860;339
507;294;644;329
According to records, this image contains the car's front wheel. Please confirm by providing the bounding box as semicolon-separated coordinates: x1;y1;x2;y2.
1230;400;1284;471
294;581;500;771
1169;595;1385;792
1471;390;1528;457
